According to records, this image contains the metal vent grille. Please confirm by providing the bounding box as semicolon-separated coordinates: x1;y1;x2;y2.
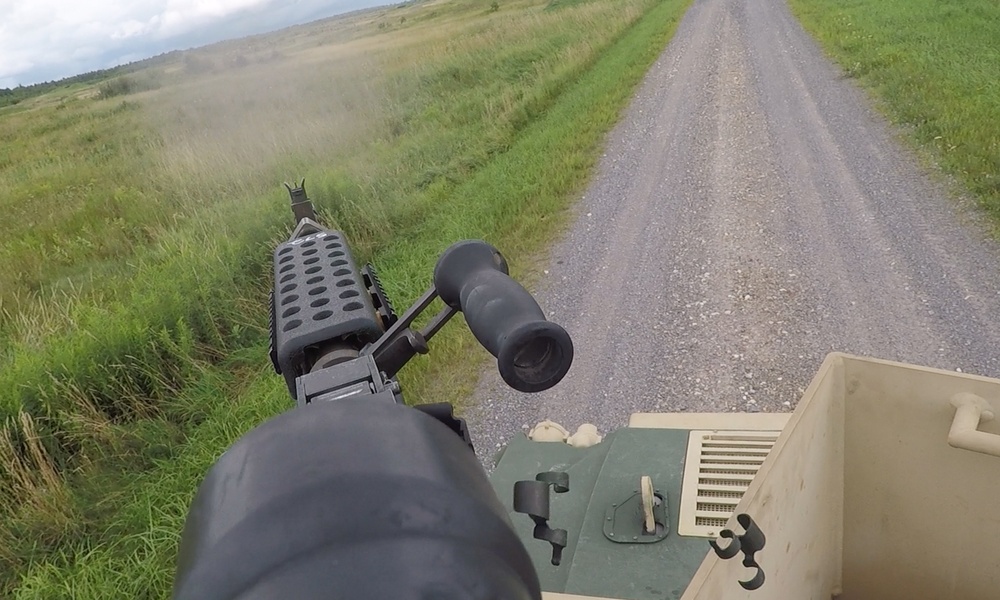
678;430;780;537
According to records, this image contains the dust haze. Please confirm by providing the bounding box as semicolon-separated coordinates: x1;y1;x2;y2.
139;10;395;205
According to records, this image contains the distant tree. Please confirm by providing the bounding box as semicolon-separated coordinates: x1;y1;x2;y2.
97;77;134;99
95;74;161;100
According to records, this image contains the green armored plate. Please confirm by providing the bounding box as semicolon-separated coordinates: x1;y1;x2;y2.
489;428;710;600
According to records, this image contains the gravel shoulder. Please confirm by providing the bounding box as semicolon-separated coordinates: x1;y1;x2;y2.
465;0;1000;461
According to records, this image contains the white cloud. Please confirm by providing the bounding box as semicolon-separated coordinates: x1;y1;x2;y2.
157;0;266;37
112;18;157;41
0;0;388;88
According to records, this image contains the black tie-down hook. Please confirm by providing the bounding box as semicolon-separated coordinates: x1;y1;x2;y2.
513;472;569;565
709;513;766;591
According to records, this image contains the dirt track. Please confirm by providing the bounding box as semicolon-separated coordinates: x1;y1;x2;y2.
465;0;1000;459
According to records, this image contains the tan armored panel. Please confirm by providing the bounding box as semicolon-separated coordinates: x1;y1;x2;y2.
682;353;1000;600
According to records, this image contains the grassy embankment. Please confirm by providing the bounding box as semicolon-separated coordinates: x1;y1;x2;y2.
0;0;691;596
789;0;1000;224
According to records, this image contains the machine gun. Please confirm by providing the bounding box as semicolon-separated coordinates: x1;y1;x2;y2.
172;182;574;599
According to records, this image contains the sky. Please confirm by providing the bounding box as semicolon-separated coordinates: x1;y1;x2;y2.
0;0;391;88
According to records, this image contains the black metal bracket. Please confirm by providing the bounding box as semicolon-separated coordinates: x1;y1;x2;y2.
294;354;400;406
513;472;570;566
363;286;457;379
414;402;474;451
709;513;766;591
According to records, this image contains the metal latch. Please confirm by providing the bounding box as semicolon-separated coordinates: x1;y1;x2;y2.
603;475;668;544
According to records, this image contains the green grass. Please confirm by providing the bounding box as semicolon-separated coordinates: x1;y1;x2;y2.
0;0;692;595
788;0;1000;222
0;96;163;317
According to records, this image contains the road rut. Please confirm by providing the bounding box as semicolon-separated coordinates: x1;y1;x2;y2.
465;0;1000;459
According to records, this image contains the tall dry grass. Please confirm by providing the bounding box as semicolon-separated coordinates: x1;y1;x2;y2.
0;411;77;565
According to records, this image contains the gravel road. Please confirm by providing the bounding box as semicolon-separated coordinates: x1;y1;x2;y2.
465;0;1000;460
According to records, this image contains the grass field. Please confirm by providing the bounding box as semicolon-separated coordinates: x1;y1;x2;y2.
789;0;1000;223
0;0;692;596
